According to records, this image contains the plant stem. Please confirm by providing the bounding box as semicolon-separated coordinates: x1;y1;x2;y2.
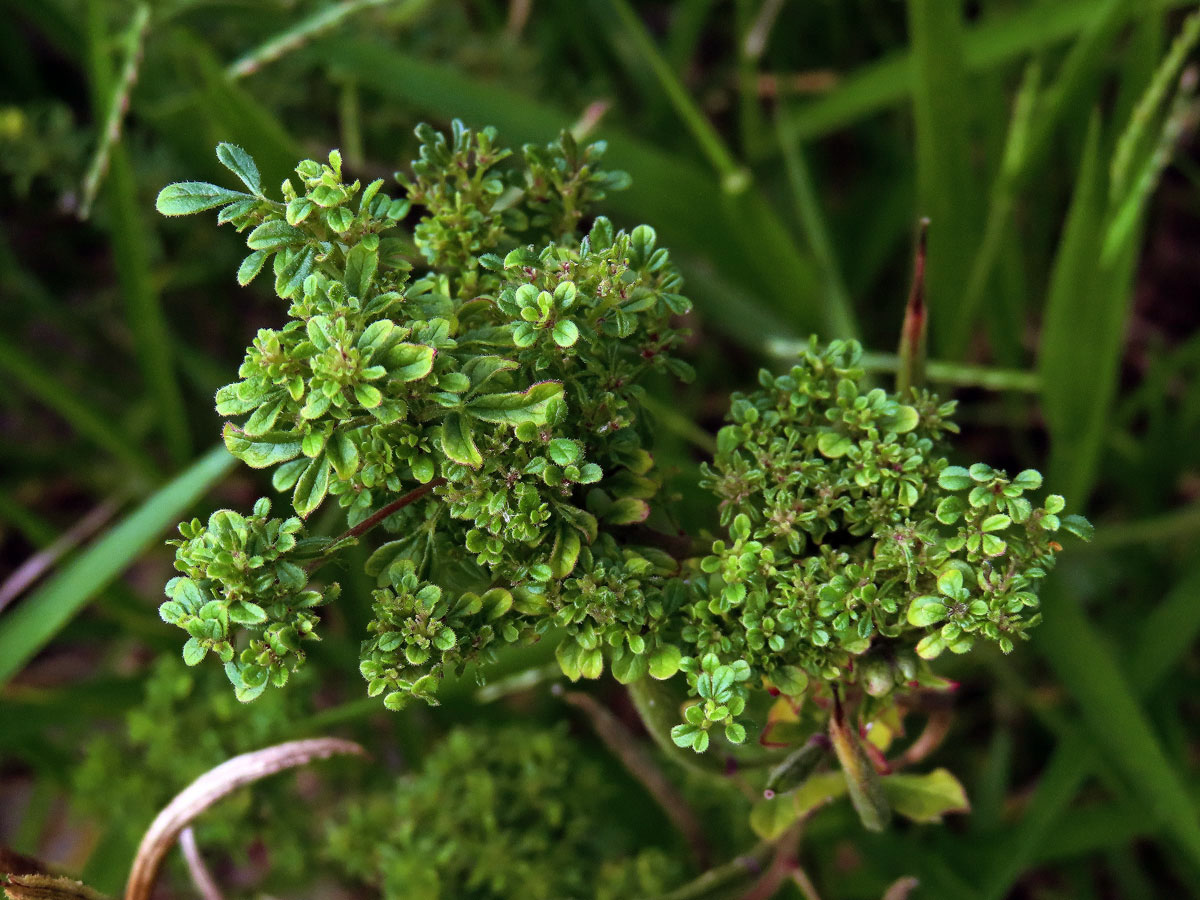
649;841;775;900
558;688;711;870
178;828;223;900
305;478;446;572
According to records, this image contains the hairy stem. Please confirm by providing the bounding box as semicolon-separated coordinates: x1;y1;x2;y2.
305;478;446;572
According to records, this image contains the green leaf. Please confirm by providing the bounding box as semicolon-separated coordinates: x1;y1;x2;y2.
981;514;1012;532
881;768;971;823
550;527;581;579
440;413;482;468
611;645;649;684
242;396;286;437
908;596;949;628
547;438;582;466
938;466;972;490
552;319;579;348
881;404;920;434
343;239;379;298
466;382;564;426
604;497;650;526
237;249;269;286
292;456;332;518
389;343;436;382
648;644;682;680
327;431;360;479
247;219;307;251
1061;514;1095;540
182;636;208;666
817;431;852;458
223;424;302;468
215;142;262;195
156;181;247;216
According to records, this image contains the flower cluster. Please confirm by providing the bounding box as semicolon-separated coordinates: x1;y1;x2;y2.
158;121;692;708
673;339;1091;748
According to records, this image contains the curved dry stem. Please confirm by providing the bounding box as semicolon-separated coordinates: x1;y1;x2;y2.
890;708;953;772
178;828;223;900
124;737;365;900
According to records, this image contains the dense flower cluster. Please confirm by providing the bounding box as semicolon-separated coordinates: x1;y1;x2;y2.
158;122;692;708
157;123;1088;757
672;339;1091;749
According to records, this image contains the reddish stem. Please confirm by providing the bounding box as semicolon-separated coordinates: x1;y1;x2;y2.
304;478;446;572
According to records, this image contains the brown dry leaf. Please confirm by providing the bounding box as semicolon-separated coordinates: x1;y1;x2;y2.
3;874;109;900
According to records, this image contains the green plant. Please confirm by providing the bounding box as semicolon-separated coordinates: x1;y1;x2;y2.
147;117;1090;878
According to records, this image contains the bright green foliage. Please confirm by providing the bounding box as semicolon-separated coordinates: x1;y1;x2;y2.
156;124;1088;757
678;339;1090;746
165;497;337;701
157;122;692;709
326;725;684;900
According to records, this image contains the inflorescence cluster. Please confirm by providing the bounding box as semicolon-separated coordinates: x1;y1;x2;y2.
157;120;1089;752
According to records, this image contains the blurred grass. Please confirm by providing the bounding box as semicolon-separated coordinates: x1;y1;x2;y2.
3;1;1200;897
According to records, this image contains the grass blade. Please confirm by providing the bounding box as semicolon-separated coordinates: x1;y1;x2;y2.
225;0;413;80
605;0;748;188
775;114;859;340
0;336;160;480
1037;114;1111;504
85;0;191;465
783;0;1192;140
1036;582;1200;875
319;39;826;337
0;444;235;689
982;564;1200;897
905;0;981;358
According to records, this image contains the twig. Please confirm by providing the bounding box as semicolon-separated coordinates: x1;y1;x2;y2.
0;497;123;613
558;688;711;870
791;867;824;900
570;100;612;142
649;842;774;900
225;0;395;80
504;0;533;40
882;876;920;900
2;875;107;900
739;823;802;900
756;71;839;98
178;828;223;900
890;708;952;772
79;4;150;220
124;738;365;900
304;478;445;572
743;0;785;61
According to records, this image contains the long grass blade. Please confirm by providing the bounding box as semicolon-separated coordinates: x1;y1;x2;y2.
605;0;748;189
0;445;235;689
225;0;425;81
0;336;161;480
85;0;191;465
905;0;981;358
783;0;1192;141
775;114;860;340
